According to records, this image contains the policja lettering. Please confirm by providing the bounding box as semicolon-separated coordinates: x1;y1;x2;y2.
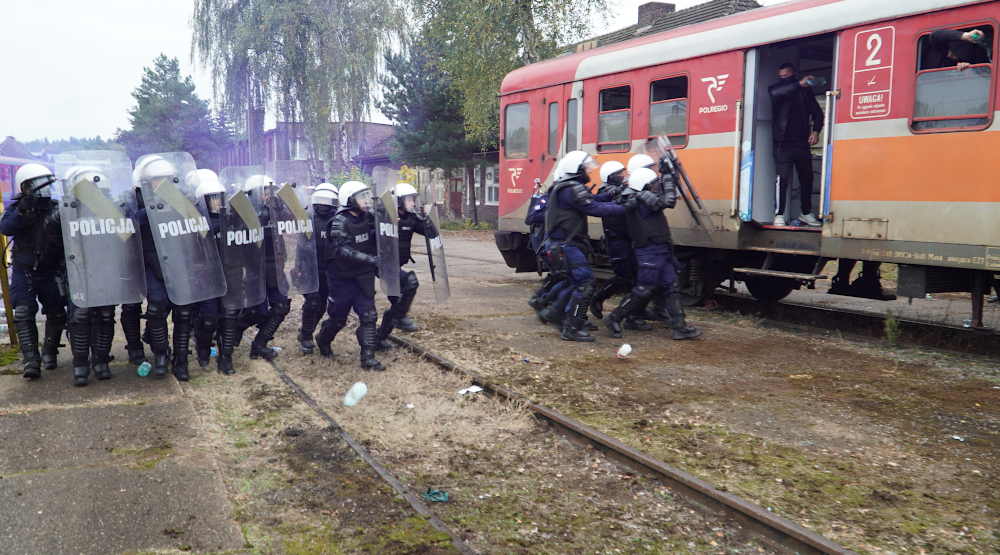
276;218;314;235
226;226;264;246
157;216;211;239
68;217;136;237
379;222;398;238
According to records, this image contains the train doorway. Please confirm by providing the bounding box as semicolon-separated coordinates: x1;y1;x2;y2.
738;33;837;226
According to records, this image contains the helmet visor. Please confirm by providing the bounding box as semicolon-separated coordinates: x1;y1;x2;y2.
400;194;419;213
352;189;374;211
205;193;223;214
581;156;600;174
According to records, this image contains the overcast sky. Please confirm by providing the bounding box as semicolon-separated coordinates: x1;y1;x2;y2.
0;0;782;144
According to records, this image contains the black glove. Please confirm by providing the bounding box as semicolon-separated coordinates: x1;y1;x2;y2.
637;190;660;206
658;156;672;175
16;193;36;215
623;195;639;210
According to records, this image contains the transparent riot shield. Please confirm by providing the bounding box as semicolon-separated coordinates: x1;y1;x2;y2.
54;151;145;307
645;136;716;246
264;160;319;296
418;182;450;302
218;166;266;309
373;167;400;297
135;152;227;305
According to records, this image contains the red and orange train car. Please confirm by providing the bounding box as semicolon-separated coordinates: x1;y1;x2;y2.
494;0;1000;324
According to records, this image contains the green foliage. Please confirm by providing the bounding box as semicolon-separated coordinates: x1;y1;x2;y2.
885;309;901;344
114;55;231;167
413;0;612;148
192;0;407;180
378;37;479;172
327;165;372;187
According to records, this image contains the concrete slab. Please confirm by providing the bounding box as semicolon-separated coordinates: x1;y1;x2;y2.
0;455;245;554
0;398;201;475
0;362;180;410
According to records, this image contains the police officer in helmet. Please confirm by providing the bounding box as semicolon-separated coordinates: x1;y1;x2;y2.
0;164;68;379
374;182;424;350
297;183;338;353
314;181;386;371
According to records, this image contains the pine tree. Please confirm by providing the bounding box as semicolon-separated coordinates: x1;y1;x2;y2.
114;54;230;166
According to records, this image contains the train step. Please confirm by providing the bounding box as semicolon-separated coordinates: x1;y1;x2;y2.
744;246;822;256
733;268;828;281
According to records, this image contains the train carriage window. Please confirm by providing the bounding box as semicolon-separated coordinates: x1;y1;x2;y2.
504;103;530;159
912;25;995;132
566;99;579;151
649;75;689;147
597;85;631;152
547;102;560;156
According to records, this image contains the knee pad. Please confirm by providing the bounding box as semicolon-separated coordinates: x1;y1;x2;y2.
635;285;658;303
14;302;37;323
68;306;93;326
403;271;419;292
222;307;241;319
198;314;219;331
303;297;323;314
359;305;379;324
577;280;598;297
45;307;68;327
145;301;170;321
272;299;292;316
172;305;195;324
121;303;142;318
96;306;116;325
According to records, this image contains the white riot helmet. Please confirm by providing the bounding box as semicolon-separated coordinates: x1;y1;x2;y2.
315;182;338;194
626;154;656;175
243;174;272;203
394;183;419;213
557;150;600;183
134;156;179;192
627;167;659;193
311;188;338;207
196;178;226;214
16;163;56;197
339;181;373;212
599;161;626;184
65;166;110;193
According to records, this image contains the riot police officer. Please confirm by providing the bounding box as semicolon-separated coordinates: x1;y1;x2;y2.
189;170;227;379
0;164;68;379
298;184;338;353
240;175;291;360
314;181;385;371
545;151;635;342
375;183;423;350
525;179;571;323
589;161;651;334
603;167;702;340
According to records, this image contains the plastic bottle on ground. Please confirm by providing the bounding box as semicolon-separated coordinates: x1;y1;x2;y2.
137;361;152;377
344;382;368;406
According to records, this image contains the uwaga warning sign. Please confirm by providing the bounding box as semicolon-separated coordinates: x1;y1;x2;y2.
852;26;895;119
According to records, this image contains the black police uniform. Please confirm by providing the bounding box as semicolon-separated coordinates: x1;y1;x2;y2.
374;209;424;349
0;191;68;378
297;203;337;353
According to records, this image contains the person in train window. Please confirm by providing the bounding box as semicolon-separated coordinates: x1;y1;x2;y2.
927;28;990;71
768;63;824;228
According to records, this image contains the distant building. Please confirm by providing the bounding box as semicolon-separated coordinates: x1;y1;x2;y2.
219;122;395;178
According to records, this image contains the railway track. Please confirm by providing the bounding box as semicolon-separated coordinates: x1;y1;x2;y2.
247;332;858;555
432;250;1000;356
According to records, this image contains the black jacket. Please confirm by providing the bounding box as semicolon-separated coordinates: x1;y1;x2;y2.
768;79;824;144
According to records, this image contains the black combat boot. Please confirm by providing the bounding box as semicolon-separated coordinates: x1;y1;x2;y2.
297;297;323;354
315;318;345;359
667;293;703;340
40;311;66;370
215;315;240;376
194;315;218;368
91;321;115;380
561;298;596;342
589;277;623;321
249;314;284;361
121;303;147;365
68;322;92;387
14;319;42;380
645;304;674;326
374;310;397;351
171;309;193;381
623;317;653;331
357;308;386;371
603;293;641;339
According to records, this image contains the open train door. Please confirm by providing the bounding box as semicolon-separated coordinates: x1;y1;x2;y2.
737;34;839;227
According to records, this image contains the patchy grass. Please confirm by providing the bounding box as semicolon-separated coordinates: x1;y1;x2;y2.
110;441;175;471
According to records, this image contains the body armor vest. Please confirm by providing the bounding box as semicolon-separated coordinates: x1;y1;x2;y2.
397;211;423;266
626;205;672;250
11;199;62;270
544;181;589;247
332;212;376;280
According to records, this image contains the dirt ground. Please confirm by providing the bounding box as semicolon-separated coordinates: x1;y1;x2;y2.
375;230;1000;555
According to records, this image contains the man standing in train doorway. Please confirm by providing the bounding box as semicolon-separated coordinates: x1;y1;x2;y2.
769;62;824;228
